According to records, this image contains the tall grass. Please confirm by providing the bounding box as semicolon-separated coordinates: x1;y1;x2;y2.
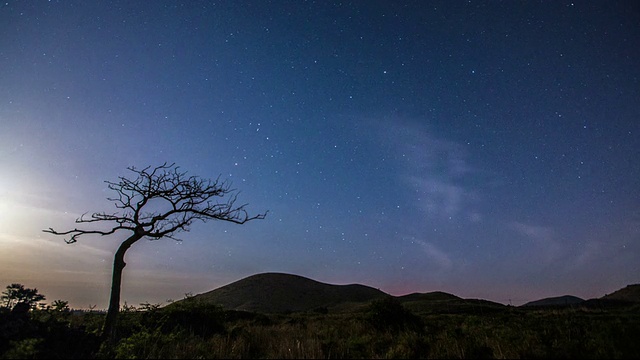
2;300;639;358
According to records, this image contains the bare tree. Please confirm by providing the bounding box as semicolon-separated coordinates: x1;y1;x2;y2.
44;163;266;344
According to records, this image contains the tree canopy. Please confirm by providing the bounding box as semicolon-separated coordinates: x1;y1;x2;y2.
1;283;46;310
45;162;266;243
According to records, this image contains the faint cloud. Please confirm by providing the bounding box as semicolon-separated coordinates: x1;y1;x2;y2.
571;240;602;268
469;212;483;223
626;217;640;238
509;221;555;242
411;238;453;270
406;176;465;216
509;221;562;263
380;120;479;220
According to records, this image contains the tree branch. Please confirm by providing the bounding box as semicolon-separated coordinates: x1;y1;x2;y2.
43;226;128;244
43;163;267;243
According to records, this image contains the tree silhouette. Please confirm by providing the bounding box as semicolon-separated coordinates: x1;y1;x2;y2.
43;162;266;344
1;283;46;311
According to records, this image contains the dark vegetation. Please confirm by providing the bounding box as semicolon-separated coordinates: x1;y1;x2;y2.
2;277;639;359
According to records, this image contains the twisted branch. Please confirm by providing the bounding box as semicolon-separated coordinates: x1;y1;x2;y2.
43;162;267;243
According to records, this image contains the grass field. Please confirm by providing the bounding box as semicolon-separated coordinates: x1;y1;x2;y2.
2;295;639;359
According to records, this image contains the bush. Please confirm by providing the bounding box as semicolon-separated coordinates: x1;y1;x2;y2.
157;299;226;337
366;296;423;332
114;328;181;359
0;307;100;359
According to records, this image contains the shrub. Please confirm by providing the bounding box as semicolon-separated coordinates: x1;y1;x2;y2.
366;296;423;332
157;299;226;337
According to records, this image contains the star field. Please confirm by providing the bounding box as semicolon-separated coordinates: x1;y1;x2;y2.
0;0;638;308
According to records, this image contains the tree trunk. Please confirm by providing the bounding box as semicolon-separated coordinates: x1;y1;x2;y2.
102;233;143;344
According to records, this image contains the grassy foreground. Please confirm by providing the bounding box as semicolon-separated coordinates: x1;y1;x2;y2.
1;296;639;359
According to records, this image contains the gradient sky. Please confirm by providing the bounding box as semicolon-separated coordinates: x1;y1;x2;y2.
1;1;639;309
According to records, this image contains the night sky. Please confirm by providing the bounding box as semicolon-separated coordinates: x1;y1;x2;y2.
1;1;639;309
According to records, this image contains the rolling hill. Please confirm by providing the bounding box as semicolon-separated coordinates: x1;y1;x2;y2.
601;284;640;302
185;272;388;313
522;295;585;307
174;272;506;314
172;272;639;314
397;291;507;314
520;284;640;308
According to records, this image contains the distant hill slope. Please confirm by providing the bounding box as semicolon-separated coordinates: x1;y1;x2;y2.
186;272;388;313
521;284;640;308
601;284;640;303
398;291;507;314
173;272;638;314
522;295;585;307
398;291;461;302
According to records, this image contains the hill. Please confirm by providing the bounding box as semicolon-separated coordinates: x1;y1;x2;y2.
174;272;509;315
398;291;507;314
601;284;640;303
520;285;640;309
170;272;638;315
184;272;388;313
398;291;461;302
521;295;585;307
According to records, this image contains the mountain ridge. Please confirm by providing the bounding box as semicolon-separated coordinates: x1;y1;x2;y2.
174;272;640;314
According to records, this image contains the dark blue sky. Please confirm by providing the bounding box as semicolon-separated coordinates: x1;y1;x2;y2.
1;0;639;308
